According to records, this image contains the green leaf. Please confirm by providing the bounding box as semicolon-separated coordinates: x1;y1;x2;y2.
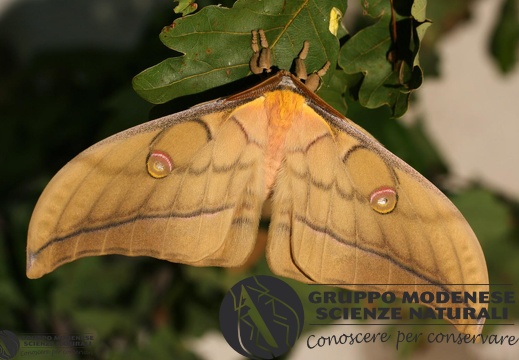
133;0;345;104
489;0;519;73
451;189;510;245
318;69;350;114
338;0;430;117
174;0;198;16
411;0;428;22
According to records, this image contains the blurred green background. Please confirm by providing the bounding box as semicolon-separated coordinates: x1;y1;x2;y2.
1;0;518;359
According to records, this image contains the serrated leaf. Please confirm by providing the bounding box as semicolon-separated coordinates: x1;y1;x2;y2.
414;21;431;67
411;0;428;22
318;69;350;114
489;0;519;73
174;0;198;17
133;0;345;104
338;0;430;117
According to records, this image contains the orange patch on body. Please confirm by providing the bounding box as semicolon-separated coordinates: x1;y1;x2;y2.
263;90;305;196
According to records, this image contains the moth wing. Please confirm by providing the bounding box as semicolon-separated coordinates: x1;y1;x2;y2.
27;98;269;279
267;102;489;336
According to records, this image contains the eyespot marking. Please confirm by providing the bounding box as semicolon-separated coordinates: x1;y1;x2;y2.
369;186;397;214
147;150;173;179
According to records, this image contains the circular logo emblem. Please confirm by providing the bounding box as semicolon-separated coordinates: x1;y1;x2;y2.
219;275;304;359
0;330;19;360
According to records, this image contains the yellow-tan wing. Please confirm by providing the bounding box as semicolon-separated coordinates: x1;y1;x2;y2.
27;97;270;279
266;97;489;336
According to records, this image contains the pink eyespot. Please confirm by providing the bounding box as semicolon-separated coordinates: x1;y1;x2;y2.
369;186;397;214
147;150;173;179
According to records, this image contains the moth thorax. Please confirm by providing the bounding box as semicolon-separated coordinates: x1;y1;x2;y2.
263;90;304;196
264;90;304;126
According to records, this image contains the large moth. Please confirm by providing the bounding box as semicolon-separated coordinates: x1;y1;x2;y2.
27;30;488;336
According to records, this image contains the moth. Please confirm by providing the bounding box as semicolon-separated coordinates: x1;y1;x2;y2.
27;30;488;335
